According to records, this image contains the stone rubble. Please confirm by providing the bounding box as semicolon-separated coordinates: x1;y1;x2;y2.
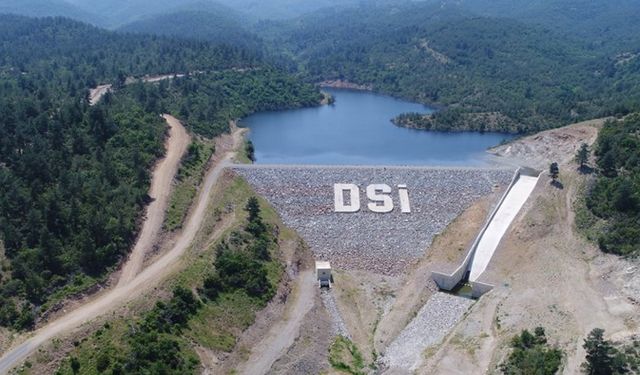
381;292;475;372
320;289;351;339
233;166;513;275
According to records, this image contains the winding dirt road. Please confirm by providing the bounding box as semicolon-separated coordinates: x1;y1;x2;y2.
0;116;241;374
117;114;190;286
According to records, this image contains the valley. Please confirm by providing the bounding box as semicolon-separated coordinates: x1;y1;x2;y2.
1;1;640;374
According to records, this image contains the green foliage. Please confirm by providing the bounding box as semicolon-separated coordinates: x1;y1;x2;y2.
586;115;640;256
245;140;256;162
156;69;322;138
57;180;286;372
203;197;276;302
262;2;640;134
90;288;201;374
434;0;640;52
70;357;80;374
118;8;262;51
214;247;272;299
264;3;610;134
576;143;591;169
245;197;262;223
618;339;640;373
328;336;366;375
165;140;215;231
0;90;165;329
500;327;563;375
581;328;630;375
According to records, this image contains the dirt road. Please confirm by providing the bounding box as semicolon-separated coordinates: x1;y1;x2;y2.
237;270;315;375
117;114;190;286
0;119;243;375
88;84;112;106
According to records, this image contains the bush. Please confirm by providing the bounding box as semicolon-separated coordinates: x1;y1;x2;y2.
96;353;110;372
215;249;272;300
500;327;563;375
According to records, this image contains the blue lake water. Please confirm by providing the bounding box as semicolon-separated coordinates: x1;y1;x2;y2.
241;88;514;166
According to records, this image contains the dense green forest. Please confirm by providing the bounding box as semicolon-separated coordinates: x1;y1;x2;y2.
586;115;640;256
0;0;102;25
118;9;262;51
0;15;320;330
419;0;640;52
123;69;321;138
261;2;639;133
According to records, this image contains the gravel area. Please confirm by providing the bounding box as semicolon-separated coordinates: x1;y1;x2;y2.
320;290;351;339
233;165;514;275
381;292;475;372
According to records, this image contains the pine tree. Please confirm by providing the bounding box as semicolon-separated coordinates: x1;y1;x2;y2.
549;162;560;182
581;328;628;375
576;143;590;169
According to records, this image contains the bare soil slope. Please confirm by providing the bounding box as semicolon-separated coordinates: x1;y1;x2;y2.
419;119;640;374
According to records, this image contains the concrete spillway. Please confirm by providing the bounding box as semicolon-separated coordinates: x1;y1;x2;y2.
468;175;539;281
432;168;540;297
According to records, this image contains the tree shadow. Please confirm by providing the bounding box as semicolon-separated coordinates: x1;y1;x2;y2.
578;165;595;174
550;180;564;189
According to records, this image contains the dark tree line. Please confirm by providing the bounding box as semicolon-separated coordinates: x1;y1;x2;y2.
587;115;640;256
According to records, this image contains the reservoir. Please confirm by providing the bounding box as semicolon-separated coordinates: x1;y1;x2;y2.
241;88;514;166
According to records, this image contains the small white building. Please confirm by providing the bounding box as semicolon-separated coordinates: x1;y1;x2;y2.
315;261;332;288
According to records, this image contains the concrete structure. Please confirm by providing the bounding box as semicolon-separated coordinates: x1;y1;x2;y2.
467;174;538;280
432;167;540;297
315;261;332;288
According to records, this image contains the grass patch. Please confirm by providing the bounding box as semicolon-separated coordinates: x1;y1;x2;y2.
187;292;259;352
40;274;103;314
183;177;284;351
165;140;215;231
235;138;254;165
53;318;200;375
329;336;366;375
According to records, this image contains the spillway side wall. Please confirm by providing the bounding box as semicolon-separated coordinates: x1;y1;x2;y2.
432;167;523;291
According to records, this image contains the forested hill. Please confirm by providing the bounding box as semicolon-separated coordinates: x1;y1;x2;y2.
0;15;260;85
0;14;320;330
423;0;640;51
586;114;640;257
0;0;103;26
117;8;262;51
262;2;640;133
